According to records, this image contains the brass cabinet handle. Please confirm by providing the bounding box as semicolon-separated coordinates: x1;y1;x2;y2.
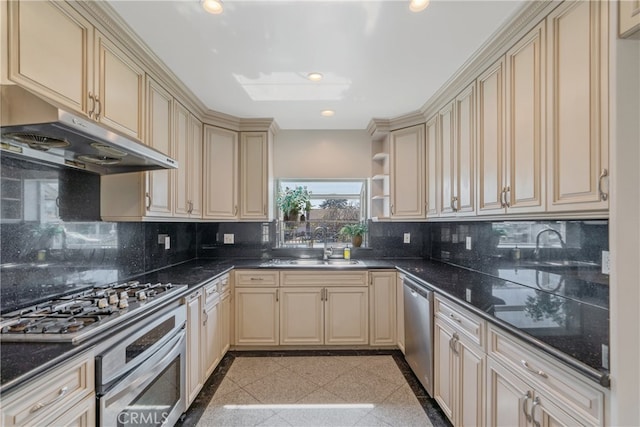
450;197;458;212
390;204;394;215
146;192;152;210
95;95;102;118
88;92;96;118
521;359;548;378
234;206;238;216
522;391;532;422
449;313;462;323
250;277;264;281
531;397;541;427
203;309;208;325
449;332;459;354
31;387;68;412
598;168;609;201
503;186;511;208
276;289;279;302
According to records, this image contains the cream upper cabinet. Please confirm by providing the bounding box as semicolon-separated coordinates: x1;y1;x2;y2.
478;22;546;216
389;124;426;219
174;102;203;218
93;30;145;140
7;0;146;140
369;271;396;346
100;77;172;220
546;0;609;212
203;125;239;220
425;115;439;217
439;82;476;217
620;0;640;38
7;0;92;114
240;131;269;220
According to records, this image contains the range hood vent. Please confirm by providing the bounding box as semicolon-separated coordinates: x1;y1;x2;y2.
0;85;178;175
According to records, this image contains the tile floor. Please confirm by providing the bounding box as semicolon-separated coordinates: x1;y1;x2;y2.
179;350;451;427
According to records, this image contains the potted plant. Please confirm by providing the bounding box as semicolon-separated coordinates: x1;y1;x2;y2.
277;185;311;221
339;222;368;247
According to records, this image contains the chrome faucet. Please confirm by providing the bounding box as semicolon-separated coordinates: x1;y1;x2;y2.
313;226;333;260
533;228;566;259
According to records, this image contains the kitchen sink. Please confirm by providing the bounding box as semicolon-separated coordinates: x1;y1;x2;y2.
520;260;600;269
261;259;365;267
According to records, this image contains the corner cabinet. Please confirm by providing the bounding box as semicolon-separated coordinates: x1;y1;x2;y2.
239;132;270;220
389;124;426;219
546;0;609;212
7;0;145;140
174;102;203;219
203;125;239;220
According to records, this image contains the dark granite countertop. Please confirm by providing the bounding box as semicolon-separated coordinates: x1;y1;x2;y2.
1;256;609;395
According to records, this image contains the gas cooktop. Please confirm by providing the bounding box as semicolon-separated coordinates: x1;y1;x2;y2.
0;281;187;343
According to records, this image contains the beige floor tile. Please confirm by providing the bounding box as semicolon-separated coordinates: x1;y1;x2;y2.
323;367;401;404
353;412;394;426
225;357;285;387
281;356;353;386
211;377;241;399
369;385;433;427
277;405;372;427
359;357;407;386
243;367;319;404
295;388;347;405
198;388;276;426
256;414;294;426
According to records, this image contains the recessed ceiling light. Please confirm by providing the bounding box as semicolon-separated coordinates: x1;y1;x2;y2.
321;110;335;117
307;72;323;82
202;0;223;15
409;0;430;12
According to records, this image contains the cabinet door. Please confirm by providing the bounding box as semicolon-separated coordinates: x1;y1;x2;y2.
185;292;203;405
439;101;456;217
455;83;476;215
219;291;231;355
280;287;324;345
533;393;589;427
240;132;268;220
506;21;546;214
203;125;239;219
7;0;92;115
145;78;173;216
50;394;96;427
389;124;426;218
546;0;609;212
486;357;531;427
458;336;485;427
94;31;145;140
325;287;368;345
173;101;190;217
188;114;203;218
434;319;456;422
369;272;396;346
425;115;439;217
235;287;279;346
477;58;506;216
203;299;220;378
620;0;640;38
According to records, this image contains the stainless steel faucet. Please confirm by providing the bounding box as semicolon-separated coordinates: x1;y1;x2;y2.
533;228;566;259
313;226;332;260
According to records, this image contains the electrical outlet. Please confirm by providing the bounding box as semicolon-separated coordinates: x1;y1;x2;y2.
602;344;609;370
164;236;171;250
224;234;234;244
601;250;610;275
403;233;411;244
465;236;472;250
465;288;472;302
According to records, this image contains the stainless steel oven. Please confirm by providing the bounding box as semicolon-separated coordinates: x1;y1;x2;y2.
96;301;187;427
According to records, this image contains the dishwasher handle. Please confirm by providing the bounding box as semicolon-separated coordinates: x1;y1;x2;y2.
404;277;433;301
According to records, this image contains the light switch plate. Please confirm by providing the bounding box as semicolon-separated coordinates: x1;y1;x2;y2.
224;234;235;244
164;236;171;250
403;233;411;244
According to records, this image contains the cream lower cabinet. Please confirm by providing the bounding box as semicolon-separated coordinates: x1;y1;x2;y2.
369;271;396;346
279;270;369;346
234;270;280;346
185;289;203;406
433;296;486;426
202;285;221;380
0;350;95;427
486;325;604;427
396;273;406;354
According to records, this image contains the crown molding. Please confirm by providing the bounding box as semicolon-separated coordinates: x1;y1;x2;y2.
367;118;391;138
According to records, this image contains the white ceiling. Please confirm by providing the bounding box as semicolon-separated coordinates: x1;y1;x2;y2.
108;0;525;130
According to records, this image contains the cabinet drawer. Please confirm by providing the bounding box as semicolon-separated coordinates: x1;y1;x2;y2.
488;325;604;425
1;350;94;427
434;296;485;348
203;279;220;306
235;270;279;287
219;274;231;294
281;271;367;287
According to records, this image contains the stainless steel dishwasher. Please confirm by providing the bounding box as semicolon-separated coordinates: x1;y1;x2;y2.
403;276;434;397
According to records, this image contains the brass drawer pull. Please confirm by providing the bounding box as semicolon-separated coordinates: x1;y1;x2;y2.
521;359;548;378
31;386;69;413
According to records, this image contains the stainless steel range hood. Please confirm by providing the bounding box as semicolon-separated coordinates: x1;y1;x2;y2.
0;85;178;175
